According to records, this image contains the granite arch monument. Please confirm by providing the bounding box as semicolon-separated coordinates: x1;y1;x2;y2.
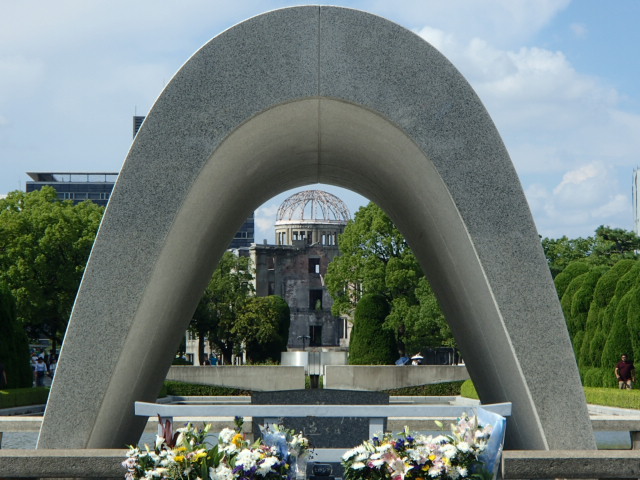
39;6;595;451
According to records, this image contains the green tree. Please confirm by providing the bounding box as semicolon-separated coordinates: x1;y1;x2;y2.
542;236;594;278
542;226;640;279
0;188;104;352
191;251;254;365
592;226;640;260
348;294;397;365
326;202;450;352
0;283;32;388
234;295;290;363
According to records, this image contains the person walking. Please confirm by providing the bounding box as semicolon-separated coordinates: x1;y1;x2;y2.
34;357;47;387
615;353;636;389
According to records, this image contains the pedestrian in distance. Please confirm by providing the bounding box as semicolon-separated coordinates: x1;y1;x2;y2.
34;357;47;387
615;353;636;389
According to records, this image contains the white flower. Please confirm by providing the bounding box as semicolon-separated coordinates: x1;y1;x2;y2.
351;462;366;470
209;464;234;480
457;441;470;453
432;435;448;444
235;448;262;469
218;428;236;444
441;444;457;459
342;449;357;461
457;466;468;477
428;465;442;477
257;456;279;476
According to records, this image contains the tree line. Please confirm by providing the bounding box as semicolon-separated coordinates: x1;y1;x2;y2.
2;187;638;379
0;188;288;388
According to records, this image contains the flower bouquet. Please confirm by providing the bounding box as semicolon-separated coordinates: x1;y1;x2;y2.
341;413;493;480
123;417;310;480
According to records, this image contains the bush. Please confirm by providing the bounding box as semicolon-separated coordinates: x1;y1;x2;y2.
601;298;634;369
386;381;464;396
0;387;50;409
582;367;606;387
163;381;250;396
0;284;32;388
349;294;397;365
627;288;640;361
304;375;324;389
555;262;590;299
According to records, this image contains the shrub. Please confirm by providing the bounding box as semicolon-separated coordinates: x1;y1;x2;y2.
163;381;250;396
569;267;607;334
592;260;634;308
627;288;640;361
601;297;634;369
386;381;464;396
555;262;590;299
587;330;607;368
571;330;584;358
560;272;587;326
582;367;603;387
0;283;32;388
349;294;397;365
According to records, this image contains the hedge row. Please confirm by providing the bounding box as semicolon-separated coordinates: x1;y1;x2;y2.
0;387;50;409
580;367;618;388
386;381;464;396
559;260;640;370
163;381;251;396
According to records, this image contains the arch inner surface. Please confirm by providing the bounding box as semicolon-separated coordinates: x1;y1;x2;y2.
39;6;595;452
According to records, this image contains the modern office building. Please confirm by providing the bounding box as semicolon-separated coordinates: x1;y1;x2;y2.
25;170;255;248
26;172;117;207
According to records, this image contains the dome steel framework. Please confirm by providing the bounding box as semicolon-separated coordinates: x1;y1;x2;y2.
276;190;351;224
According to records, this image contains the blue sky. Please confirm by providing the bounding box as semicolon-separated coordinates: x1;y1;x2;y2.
1;1;639;242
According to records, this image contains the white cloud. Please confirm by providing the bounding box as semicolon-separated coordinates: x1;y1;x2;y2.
254;204;280;243
570;22;588;39
375;0;570;46
525;163;631;237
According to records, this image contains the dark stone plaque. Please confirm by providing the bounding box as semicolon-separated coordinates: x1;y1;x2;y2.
251;389;389;478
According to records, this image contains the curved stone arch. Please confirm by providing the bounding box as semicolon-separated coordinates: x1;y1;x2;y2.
39;6;594;451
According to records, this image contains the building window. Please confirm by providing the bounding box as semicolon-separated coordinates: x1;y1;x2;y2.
268;281;275;295
309;325;322;346
309;258;320;274
267;257;275;270
309;289;323;310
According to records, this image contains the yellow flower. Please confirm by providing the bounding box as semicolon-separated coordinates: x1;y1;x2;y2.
232;433;244;448
195;452;208;460
175;455;185;462
177;447;188;452
428;454;436;462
